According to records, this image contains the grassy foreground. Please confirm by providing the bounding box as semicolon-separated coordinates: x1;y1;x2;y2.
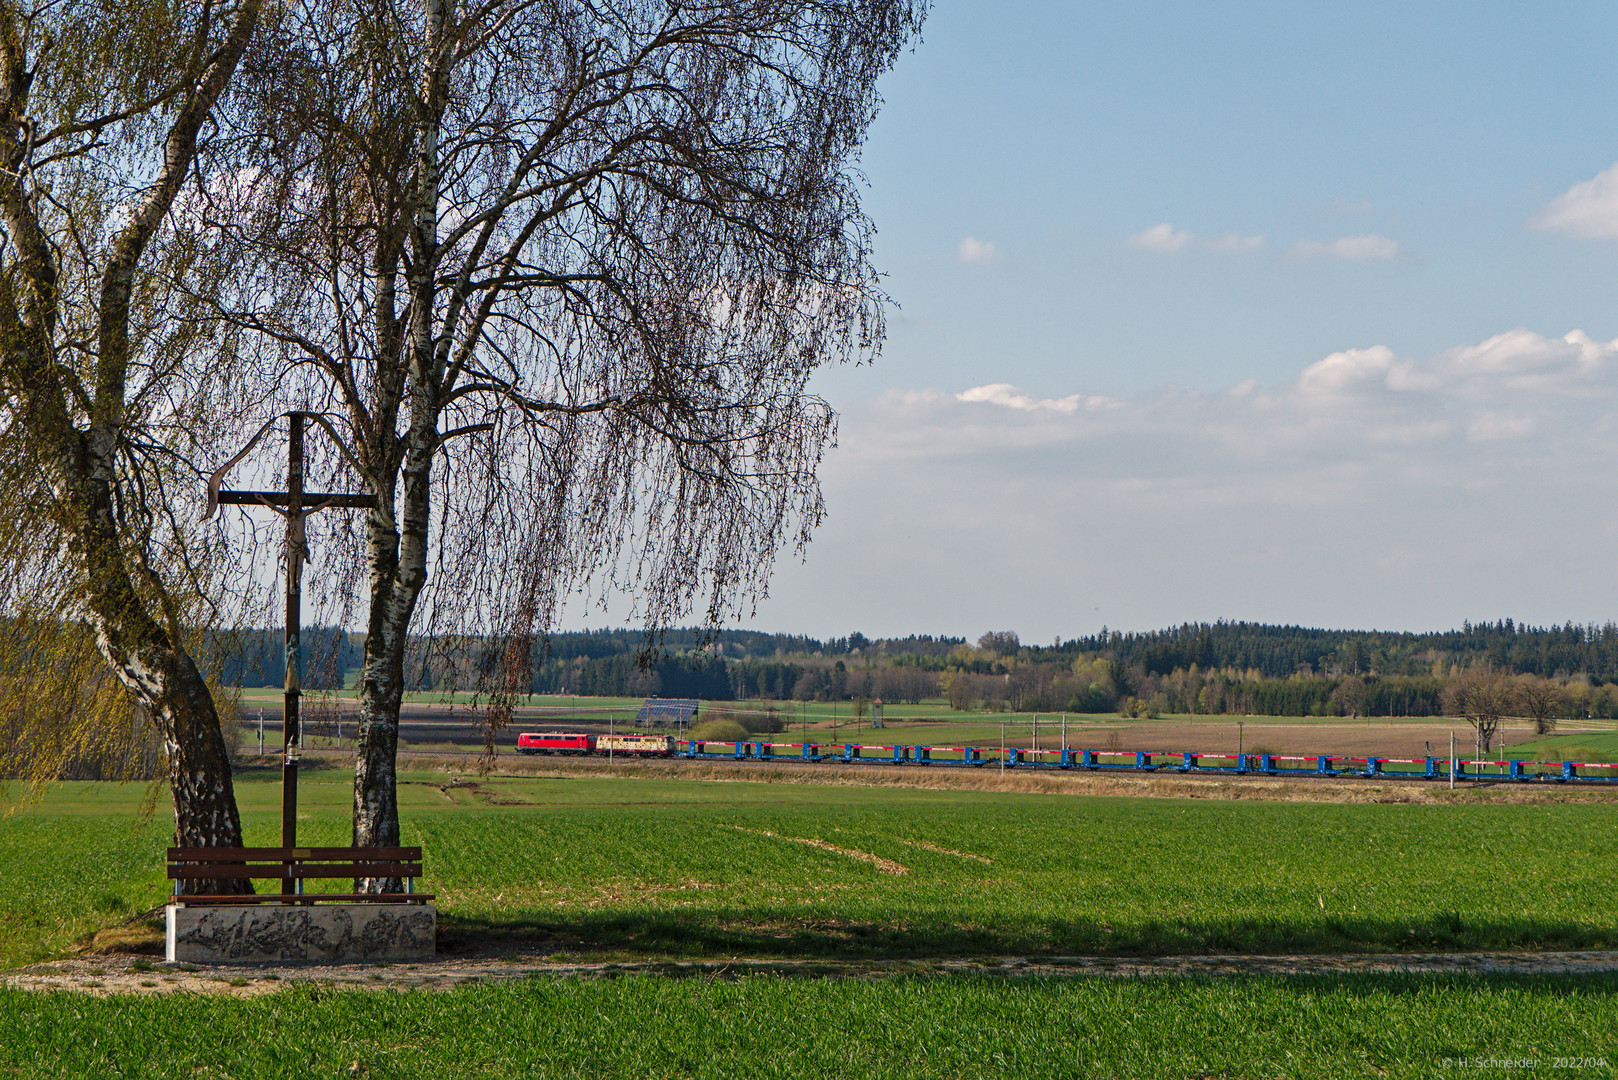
4;770;1618;968
5;773;1618;1079
2;973;1615;1079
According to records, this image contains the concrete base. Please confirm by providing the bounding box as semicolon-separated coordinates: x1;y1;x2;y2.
166;904;436;964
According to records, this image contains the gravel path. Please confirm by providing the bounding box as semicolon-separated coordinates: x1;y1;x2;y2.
7;951;1618;997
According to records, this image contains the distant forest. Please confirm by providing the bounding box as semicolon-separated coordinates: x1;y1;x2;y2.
1057;620;1618;681
215;620;1618;720
211;627;362;691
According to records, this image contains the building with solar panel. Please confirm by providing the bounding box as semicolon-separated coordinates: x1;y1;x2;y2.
638;698;700;730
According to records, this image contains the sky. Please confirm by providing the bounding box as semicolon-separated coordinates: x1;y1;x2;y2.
636;2;1618;643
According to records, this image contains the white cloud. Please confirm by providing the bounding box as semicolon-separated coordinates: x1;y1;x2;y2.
1291;234;1401;260
1127;224;1264;253
957;236;997;263
1466;411;1537;442
1296;346;1398;397
951;332;1613;474
1128;223;1192;252
1418;328;1614;395
957;383;1115;414
757;328;1618;638
1205;232;1265;252
1283;330;1616;403
873;331;1618;464
1533;164;1618;240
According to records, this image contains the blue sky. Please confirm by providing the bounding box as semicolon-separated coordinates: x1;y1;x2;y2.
834;1;1618;399
654;3;1618;642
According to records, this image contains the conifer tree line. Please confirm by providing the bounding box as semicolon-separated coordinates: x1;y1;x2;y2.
206;620;1618;722
208;627;362;689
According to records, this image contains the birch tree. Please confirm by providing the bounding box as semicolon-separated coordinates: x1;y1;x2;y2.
208;0;925;876
0;0;261;869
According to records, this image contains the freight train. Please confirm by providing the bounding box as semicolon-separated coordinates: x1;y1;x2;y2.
513;731;1618;783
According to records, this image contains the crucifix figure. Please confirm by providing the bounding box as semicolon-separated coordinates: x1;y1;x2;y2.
207;411;376;896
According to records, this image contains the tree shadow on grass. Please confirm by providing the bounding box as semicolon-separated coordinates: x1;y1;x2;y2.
437;908;1618;962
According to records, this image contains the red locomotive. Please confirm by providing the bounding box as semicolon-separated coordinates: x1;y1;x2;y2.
516;732;675;756
515;732;595;755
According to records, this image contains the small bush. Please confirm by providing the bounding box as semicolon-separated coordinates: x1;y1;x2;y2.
700;705;784;734
740;712;785;734
689;719;750;743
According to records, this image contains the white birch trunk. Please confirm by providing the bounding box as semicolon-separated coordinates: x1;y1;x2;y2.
353;0;451;886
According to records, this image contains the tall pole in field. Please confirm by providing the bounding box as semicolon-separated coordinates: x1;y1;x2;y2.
208;411;378;892
1450;730;1456;790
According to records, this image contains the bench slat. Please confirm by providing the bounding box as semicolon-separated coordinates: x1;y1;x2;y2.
173;894;435;905
168;864;422;880
168;846;421;861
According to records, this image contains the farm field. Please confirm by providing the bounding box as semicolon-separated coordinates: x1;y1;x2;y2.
4;770;1617;970
232;688;1618;762
6;769;1618;1079
2;972;1615;1079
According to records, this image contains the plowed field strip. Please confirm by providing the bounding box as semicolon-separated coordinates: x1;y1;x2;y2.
722;825;909;875
893;839;993;864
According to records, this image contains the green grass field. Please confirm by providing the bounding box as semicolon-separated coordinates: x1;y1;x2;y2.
5;770;1618;970
2;972;1615;1079
6;769;1618;1078
1499;729;1618;764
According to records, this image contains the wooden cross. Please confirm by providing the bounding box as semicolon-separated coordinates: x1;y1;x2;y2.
207;411;377;895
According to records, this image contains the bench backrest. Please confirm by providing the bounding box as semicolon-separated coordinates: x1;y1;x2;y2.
167;846;423;884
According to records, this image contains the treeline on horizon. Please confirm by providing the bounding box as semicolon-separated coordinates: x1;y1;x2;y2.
210;627;362;691
210;620;1618;720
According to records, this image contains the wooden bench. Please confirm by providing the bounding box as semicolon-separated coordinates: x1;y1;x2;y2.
167;846;433;904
